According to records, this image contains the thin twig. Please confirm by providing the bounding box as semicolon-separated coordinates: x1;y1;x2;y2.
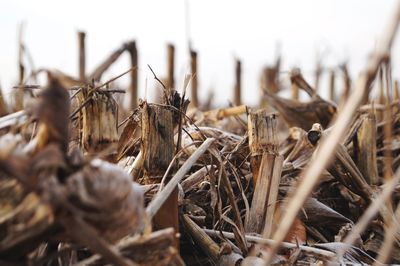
93;67;136;91
147;64;170;105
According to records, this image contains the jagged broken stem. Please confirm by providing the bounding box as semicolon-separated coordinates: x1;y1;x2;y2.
146;138;215;218
69;67;136;119
263;3;400;264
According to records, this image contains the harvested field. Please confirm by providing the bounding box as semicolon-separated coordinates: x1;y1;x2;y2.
1;1;400;266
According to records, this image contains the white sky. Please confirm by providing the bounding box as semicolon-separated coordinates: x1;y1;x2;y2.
1;0;399;106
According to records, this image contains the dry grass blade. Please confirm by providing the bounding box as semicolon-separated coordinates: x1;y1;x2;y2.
263;3;400;264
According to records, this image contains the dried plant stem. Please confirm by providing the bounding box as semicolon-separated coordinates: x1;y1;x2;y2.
234;59;241;106
259;63;279;107
126;41;138;110
128;150;143;180
265;65;280;94
141;102;178;247
246;110;283;257
394;80;400;100
263;3;400;264
167;43;175;90
183;215;243;265
262;155;283;238
383;62;394;183
329;69;336;102
181;165;214;192
374;202;400;265
18;23;25;85
204;105;247;121
246;154;279;233
355;112;378;185
339;64;352;109
375;61;398;265
183;215;219;260
75;228;178;266
337;168;400;259
0;110;26;129
190;49;198;108
204;229;335;259
14;23;25;111
246;153;283;236
0;85;8;116
247;110;277;185
78;90;119;152
219;163;248;253
78;31;86;82
88;44;127;82
291;81;299;100
290;69;316;97
61;216;137;266
314;59;322;92
146;138;215;218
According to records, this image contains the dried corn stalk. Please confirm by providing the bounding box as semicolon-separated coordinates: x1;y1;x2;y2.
78;89;119;152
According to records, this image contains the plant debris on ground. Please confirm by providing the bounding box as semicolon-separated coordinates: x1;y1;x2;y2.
1;3;400;266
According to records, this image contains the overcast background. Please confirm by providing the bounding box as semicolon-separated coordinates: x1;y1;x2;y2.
1;0;399;106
